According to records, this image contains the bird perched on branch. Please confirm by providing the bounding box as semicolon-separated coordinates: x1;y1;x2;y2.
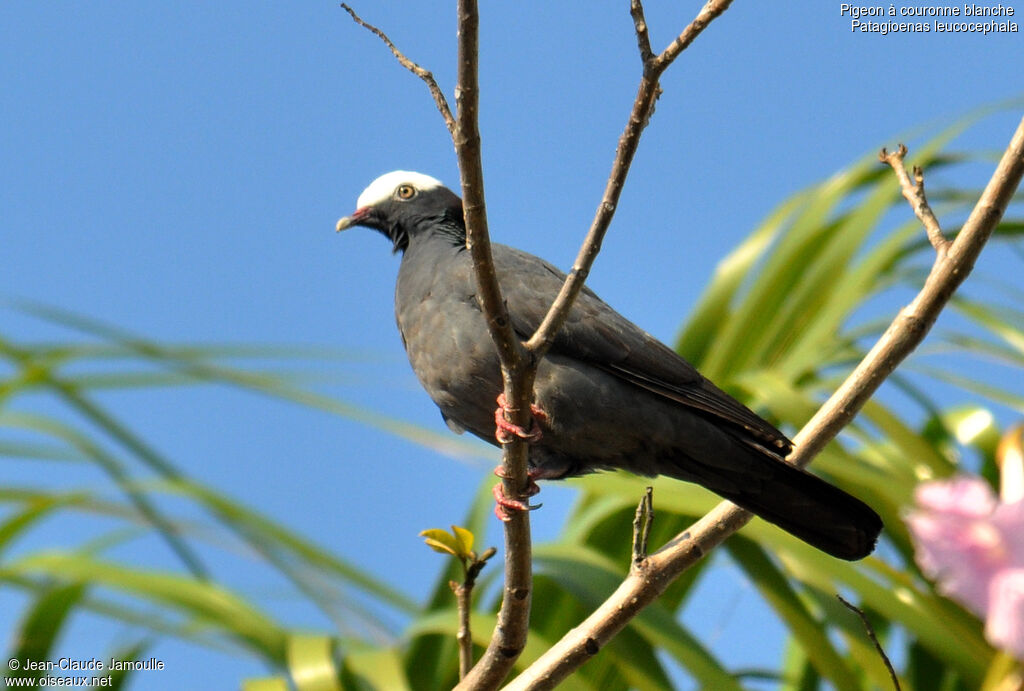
336;170;883;561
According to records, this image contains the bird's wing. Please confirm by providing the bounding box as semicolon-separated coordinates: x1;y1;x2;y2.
493;245;792;455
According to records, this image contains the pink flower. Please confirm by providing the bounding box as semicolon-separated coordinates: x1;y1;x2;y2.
988;569;1024;657
906;475;1024;659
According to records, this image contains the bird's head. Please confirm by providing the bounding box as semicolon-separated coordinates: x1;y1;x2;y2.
336;171;465;253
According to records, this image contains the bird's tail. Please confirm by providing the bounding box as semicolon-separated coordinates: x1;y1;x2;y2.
672;453;883;561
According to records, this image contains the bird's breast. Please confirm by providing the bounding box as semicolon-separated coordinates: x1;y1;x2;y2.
394;248;502;439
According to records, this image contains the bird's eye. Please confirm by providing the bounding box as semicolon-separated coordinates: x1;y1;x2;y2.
396;184;417;200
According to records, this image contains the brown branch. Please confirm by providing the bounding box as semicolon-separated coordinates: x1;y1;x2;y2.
343;0;1020;683
464;4;735;684
504;117;1024;690
451;578;473;678
340;4;456;136
837;595;901;691
341;2;536;686
451;1;537;688
524;0;735;360
629;1;654;64
631;487;654;564
651;0;735;72
452;546;497;679
453;0;524;380
790;119;1023;465
880;143;949;253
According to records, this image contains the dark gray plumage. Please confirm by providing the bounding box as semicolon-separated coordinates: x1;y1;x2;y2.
337;171;883;560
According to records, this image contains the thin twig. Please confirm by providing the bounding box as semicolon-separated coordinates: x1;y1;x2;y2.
631;487;654;564
837;595;901;691
451;546;497;678
505;116;1024;690
789;124;1023;465
524;0;734;361
452;0;524;378
651;0;735;72
340;4;456;135
880;143;949;253
450;579;473;678
629;0;654;64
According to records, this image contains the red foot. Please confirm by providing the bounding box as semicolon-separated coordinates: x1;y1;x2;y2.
492;465;544;522
494;393;547;444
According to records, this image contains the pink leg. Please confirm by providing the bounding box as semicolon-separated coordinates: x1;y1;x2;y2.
492;465;545;522
494;393;547;444
492;483;530;521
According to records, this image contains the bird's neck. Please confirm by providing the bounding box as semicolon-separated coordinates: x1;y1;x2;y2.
395;224;469;316
401;219;467;253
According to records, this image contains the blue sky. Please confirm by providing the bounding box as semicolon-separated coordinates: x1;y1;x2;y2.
2;2;1023;688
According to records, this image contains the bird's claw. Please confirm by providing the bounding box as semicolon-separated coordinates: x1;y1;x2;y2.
494;464;543;495
492;464;543;521
494;393;547;444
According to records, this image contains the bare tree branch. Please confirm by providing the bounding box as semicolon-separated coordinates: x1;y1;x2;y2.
451;546;497;678
450;2;538;688
525;0;735;360
651;0;735;72
462;3;735;685
343;2;738;687
790;118;1023;466
453;0;525;382
631;487;654;564
452;578;473;678
504;116;1024;689
837;595;902;691
341;2;536;686
880;143;949;253
340;4;456;136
